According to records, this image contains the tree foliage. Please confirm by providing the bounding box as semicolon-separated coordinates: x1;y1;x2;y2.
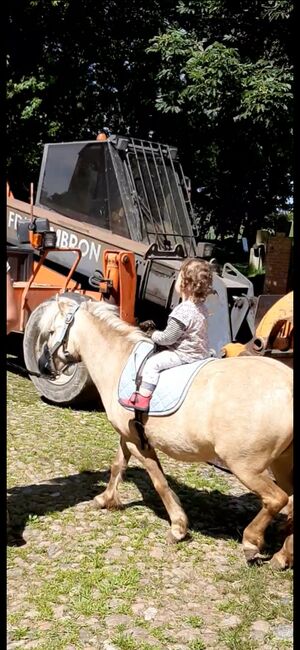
7;0;293;243
7;0;176;198
148;0;294;240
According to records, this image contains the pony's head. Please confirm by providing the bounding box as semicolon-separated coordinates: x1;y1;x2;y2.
37;294;148;378
37;295;118;377
37;296;84;377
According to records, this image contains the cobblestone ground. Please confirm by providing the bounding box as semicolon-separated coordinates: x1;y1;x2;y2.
7;370;293;650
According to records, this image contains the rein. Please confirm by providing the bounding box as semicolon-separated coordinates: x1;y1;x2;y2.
38;303;81;377
50;304;81;356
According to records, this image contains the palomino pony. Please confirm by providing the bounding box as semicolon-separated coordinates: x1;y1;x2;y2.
37;296;293;567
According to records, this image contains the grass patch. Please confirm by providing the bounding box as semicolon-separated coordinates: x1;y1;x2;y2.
218;625;258;650
111;633;156;650
34;620;80;649
10;626;30;641
27;563;141;621
189;640;206;650
187;615;204;628
218;599;240;614
215;566;293;623
183;464;230;494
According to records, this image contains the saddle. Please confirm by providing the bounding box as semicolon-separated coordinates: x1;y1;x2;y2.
118;341;216;417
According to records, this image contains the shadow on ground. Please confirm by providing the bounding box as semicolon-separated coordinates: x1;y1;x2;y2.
7;332;29;378
7;466;285;554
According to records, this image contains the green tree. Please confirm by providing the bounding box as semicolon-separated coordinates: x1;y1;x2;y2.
7;0;293;248
7;0;176;199
148;0;293;242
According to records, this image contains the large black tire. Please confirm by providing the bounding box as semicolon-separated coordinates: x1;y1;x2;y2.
23;296;99;407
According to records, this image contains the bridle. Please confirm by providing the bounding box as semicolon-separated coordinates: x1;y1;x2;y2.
38;303;81;377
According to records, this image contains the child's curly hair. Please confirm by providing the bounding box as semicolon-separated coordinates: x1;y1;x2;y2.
179;258;213;302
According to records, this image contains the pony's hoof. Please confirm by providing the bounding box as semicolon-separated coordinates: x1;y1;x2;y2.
246;552;269;566
94;495;107;509
243;543;267;564
270;552;289;570
243;542;260;561
270;537;293;570
167;531;178;545
93;495;123;511
167;528;189;545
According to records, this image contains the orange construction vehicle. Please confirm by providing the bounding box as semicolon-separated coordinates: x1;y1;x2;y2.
7;131;293;405
8;208;137;405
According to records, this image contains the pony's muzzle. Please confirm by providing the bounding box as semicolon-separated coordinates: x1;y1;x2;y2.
38;343;57;377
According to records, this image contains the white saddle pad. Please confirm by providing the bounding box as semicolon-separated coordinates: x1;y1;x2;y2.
118;341;216;416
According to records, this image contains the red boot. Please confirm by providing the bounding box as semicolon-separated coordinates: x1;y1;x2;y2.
120;392;152;412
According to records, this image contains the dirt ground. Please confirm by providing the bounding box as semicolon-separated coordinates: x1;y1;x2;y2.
7;368;293;650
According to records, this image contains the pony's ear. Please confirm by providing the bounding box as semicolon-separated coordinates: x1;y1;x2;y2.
56;295;76;315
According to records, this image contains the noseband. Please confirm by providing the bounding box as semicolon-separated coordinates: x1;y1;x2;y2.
38;303;80;377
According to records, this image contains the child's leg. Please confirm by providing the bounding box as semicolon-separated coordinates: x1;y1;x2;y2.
120;351;182;411
139;350;182;396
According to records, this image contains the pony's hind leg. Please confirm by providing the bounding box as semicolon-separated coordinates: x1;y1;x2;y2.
94;437;131;510
269;444;293;569
271;495;293;570
229;465;289;563
270;442;293;497
126;440;189;543
271;532;293;569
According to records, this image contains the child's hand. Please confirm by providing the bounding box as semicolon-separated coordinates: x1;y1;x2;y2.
139;320;156;336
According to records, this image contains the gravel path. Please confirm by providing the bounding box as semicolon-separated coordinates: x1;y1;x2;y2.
7;369;293;650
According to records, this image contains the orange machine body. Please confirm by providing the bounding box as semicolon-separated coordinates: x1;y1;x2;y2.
8;244;137;332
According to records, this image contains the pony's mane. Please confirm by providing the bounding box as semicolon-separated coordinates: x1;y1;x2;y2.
39;297;148;344
87;300;148;343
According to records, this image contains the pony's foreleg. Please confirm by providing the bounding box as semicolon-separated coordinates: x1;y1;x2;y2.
229;466;289;562
126;441;189;543
94;437;131;510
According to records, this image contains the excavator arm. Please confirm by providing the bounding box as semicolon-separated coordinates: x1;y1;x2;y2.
221;292;293;367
